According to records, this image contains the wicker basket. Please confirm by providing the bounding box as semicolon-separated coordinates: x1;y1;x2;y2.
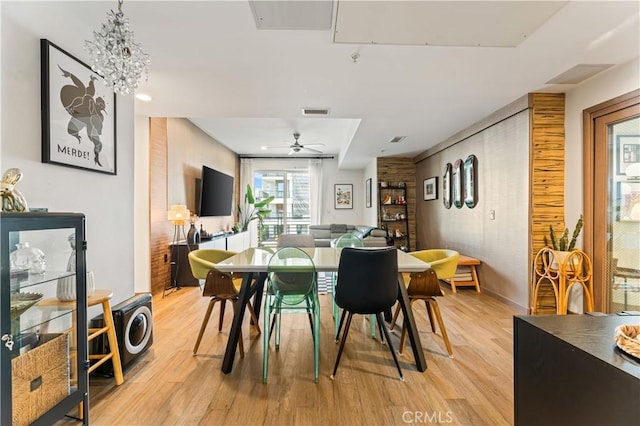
11;333;70;426
614;324;640;360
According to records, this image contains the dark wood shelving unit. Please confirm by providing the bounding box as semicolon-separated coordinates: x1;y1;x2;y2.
378;184;410;251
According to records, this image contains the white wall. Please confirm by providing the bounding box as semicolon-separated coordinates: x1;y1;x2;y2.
415;111;531;310
134;115;150;293
319;158;365;225
1;9;136;307
565;58;640;228
363;158;378;227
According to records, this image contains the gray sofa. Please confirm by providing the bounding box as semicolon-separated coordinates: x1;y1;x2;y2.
308;224;388;247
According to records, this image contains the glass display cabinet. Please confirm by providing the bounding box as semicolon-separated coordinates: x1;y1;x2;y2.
1;212;88;425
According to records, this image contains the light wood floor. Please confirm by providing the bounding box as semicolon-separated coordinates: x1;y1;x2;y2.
69;283;519;425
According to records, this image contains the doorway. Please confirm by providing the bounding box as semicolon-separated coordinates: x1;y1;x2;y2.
584;90;640;312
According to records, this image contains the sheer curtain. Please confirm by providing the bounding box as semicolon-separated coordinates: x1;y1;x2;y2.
240;158;254;194
309;159;323;225
240;158;258;245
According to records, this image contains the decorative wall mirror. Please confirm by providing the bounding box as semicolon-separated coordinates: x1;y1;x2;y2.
452;159;463;209
464;154;477;208
443;163;452;209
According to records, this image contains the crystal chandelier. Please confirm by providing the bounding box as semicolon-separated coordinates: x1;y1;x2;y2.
85;0;150;96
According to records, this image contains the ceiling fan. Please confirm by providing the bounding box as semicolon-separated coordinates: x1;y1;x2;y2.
267;133;324;155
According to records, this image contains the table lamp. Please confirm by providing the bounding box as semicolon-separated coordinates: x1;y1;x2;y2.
165;204;191;297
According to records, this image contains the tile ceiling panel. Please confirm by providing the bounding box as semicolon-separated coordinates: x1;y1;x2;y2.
334;1;568;47
250;0;334;30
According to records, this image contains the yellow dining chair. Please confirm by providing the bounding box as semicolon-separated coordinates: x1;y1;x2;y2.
188;249;260;356
391;249;459;357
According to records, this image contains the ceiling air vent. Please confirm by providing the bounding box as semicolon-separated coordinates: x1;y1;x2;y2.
389;136;406;143
301;108;330;116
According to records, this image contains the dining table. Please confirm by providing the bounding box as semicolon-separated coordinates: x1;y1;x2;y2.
214;246;431;374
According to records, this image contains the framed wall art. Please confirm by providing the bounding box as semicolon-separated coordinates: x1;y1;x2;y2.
443;163;452;209
452;159;463;209
423;177;438;201
41;39;117;175
463;155;477;208
335;184;353;209
616;134;640;176
365;178;372;208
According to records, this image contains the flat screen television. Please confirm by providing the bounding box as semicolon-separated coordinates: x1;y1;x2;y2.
197;166;234;216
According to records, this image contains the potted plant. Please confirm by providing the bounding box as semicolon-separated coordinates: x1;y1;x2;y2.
545;214;584;268
235;185;275;233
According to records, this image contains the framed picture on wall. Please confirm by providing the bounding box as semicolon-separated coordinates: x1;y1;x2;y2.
365;178;372;208
463;155;477;208
443;163;452;209
335;184;353;209
452;159;463;208
423;177;438;201
616;135;640;176
41;39;117;175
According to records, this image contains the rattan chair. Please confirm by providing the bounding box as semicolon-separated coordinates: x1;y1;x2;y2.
188;249;260;356
390;249;459;357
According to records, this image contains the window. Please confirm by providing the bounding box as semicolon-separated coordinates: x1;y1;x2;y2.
253;170;310;245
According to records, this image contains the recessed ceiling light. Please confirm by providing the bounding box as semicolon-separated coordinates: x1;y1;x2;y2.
261;146;267;150
135;93;152;102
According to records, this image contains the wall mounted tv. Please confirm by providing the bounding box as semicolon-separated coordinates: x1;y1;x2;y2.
197;166;234;216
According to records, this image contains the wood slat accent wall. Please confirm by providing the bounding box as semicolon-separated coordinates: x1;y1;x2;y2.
529;93;566;313
149;118;172;296
377;157;416;251
529;93;566;256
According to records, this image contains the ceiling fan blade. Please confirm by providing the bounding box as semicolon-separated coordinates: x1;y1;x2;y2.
303;147;323;154
266;145;292;149
288;149;295;155
303;143;325;148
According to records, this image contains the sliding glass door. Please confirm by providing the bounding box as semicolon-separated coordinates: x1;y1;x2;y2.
585;90;640;312
253;170;310;245
608;116;640;312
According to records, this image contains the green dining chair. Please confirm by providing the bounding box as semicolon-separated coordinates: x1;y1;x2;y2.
263;247;320;383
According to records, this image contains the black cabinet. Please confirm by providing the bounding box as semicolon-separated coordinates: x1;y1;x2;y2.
378;184;410;251
514;315;640;426
167;232;250;292
170;243;200;287
1;212;89;425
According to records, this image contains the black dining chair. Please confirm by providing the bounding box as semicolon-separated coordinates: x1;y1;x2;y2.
331;246;404;381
